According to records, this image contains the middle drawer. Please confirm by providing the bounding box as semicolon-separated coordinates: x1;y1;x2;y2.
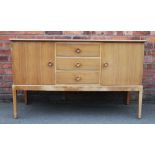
56;58;100;70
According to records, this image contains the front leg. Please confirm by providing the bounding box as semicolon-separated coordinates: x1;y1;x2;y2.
137;89;143;119
12;85;17;119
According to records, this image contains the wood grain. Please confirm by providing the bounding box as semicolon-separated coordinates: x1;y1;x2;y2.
56;42;100;57
10;39;146;43
138;89;143;119
56;71;99;84
12;85;17;118
101;43;144;85
12;84;143;119
11;40;144;119
13;84;143;91
56;57;100;70
12;42;55;85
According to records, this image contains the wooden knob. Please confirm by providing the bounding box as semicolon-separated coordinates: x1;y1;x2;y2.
75;48;81;53
103;63;109;67
75;76;81;81
75;62;81;68
48;61;54;67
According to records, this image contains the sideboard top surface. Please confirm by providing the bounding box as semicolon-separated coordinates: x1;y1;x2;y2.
10;39;146;43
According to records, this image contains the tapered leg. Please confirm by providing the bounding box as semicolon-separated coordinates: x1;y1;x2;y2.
12;86;17;119
24;90;28;105
126;92;130;105
137;90;143;119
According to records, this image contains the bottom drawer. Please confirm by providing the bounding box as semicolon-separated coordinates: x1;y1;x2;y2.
56;71;99;84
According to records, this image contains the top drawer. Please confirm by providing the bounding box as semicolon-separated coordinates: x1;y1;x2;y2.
56;42;100;57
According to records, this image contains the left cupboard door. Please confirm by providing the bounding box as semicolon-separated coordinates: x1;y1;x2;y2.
12;42;55;85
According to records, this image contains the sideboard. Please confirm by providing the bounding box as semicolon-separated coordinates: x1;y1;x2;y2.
11;39;145;119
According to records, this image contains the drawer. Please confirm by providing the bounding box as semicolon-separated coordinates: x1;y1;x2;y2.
56;42;100;57
56;58;100;70
56;71;99;84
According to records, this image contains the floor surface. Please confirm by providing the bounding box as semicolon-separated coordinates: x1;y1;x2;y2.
0;99;155;124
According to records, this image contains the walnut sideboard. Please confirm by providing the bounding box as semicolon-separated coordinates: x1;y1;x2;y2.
11;39;145;119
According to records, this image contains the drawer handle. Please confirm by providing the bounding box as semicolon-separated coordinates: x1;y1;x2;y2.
75;62;81;68
75;48;81;53
75;76;81;81
103;63;109;67
48;61;54;67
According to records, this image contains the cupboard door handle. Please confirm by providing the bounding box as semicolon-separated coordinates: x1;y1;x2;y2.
48;61;54;67
75;76;81;81
103;63;109;67
75;48;81;53
75;62;81;68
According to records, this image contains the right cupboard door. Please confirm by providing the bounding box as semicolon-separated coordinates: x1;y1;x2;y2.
101;42;144;85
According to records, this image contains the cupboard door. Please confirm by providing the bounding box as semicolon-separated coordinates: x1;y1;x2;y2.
101;43;144;85
12;42;55;85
